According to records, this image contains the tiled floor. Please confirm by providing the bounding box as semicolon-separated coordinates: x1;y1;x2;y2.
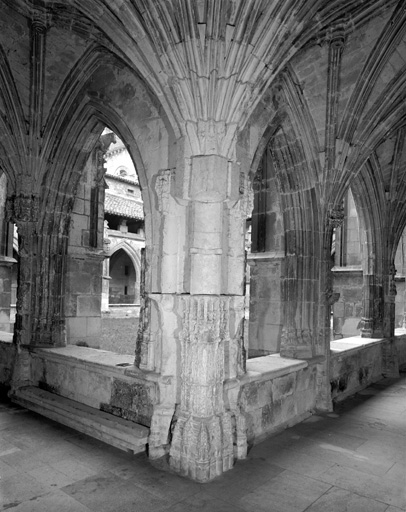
1;373;405;512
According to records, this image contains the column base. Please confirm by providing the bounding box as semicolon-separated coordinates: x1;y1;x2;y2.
148;405;176;459
169;412;234;482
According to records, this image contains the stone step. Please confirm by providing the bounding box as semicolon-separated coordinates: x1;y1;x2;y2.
11;386;149;454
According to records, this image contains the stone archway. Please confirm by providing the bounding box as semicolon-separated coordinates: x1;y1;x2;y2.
109;247;138;305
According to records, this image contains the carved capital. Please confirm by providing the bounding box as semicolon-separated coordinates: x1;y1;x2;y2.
389;264;397;298
326;21;348;49
31;8;48;33
327;204;345;228
6;195;39;224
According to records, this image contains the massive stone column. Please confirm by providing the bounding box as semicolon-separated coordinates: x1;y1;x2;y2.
361;274;384;338
168;154;246;482
6;194;39;346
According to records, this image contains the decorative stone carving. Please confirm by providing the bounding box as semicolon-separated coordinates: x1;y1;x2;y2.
328;204;345;228
135;248;149;369
103;220;111;250
169;295;235;482
6;195;39;224
389;264;397;299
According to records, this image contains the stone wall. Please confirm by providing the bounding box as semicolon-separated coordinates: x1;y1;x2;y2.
394;333;406;368
29;346;157;427
330;339;384;401
236;357;317;446
0;339;13;395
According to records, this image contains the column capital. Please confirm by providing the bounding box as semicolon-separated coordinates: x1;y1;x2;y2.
6;194;39;225
327;203;345;228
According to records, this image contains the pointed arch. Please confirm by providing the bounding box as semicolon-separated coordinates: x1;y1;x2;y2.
108;241;142;280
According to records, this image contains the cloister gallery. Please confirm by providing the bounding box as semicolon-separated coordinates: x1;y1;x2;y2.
0;0;405;484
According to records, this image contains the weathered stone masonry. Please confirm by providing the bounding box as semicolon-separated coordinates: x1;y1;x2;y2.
0;0;405;483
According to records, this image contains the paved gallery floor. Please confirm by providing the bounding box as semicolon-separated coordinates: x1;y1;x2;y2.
0;373;405;512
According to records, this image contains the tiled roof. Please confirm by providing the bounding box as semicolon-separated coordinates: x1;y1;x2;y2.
105;172;139;185
105;192;144;220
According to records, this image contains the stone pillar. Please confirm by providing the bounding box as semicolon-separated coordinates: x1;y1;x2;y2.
101;222;111;312
169;295;235;481
383;263;397;338
361;274;384;338
6;194;39;346
315;206;344;412
168;154;246;481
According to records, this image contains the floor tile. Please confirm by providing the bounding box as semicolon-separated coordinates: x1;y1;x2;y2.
2;490;93;512
0;472;50;508
305;486;388;512
249;445;335;478
238;470;332;512
165;490;247;512
60;470;170;512
0;374;404;512
203;458;285;502
318;463;406;509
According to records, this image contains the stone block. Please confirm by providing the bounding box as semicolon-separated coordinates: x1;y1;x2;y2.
245;409;262;442
66;317;87;340
295;389;317;415
72;197;85;215
272;373;296;401
77;296;101;317
106;379;154;427
261;403;273;428
296;366;316;392
256;380;273;408
64;295;78;317
190;155;228;201
240;382;259;411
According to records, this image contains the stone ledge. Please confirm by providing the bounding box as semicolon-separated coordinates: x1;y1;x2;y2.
330;336;384;356
242;354;308;384
247;251;285;262
31;345;159;384
331;266;363;274
11;385;149;453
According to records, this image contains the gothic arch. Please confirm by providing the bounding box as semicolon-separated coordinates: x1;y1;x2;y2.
108;241;141;280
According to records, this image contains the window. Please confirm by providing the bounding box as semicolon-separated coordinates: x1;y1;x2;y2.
124;265;129;276
127;188;134;194
124;286;128;295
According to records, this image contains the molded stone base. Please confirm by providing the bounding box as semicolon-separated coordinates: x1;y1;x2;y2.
169;412;234;482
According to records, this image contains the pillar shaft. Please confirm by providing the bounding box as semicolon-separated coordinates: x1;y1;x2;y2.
168;154;246;481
